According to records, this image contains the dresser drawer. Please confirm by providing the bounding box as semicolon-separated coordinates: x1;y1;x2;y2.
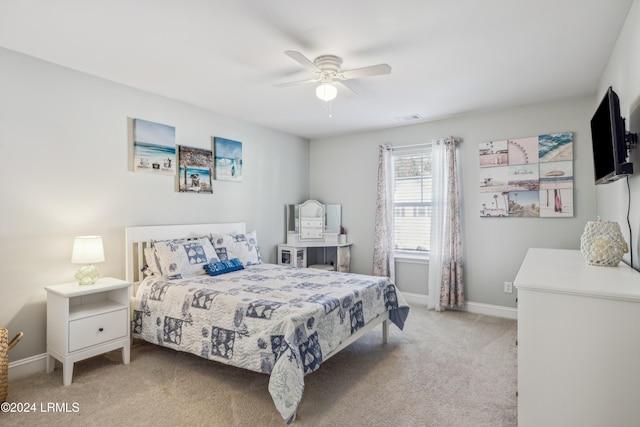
301;228;323;238
300;218;323;228
68;309;128;352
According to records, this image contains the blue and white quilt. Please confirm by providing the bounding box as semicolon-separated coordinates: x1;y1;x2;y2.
132;263;409;423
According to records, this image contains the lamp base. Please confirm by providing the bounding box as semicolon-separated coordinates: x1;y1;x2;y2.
75;265;100;285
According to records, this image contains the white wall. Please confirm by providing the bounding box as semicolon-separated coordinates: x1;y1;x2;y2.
0;48;310;361
310;96;597;307
596;0;640;269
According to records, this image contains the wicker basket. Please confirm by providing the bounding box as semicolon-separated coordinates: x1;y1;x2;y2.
1;328;23;403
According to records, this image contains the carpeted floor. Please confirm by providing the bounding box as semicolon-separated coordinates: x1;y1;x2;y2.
3;306;517;426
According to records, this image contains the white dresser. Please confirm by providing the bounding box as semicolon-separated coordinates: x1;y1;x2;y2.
514;248;640;427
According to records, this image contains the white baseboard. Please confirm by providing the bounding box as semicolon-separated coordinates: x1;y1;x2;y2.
463;301;517;319
401;291;429;306
8;353;48;381
401;291;517;319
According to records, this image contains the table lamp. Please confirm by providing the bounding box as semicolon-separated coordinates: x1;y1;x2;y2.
71;236;105;285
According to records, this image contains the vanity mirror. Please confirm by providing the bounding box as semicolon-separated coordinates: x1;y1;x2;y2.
324;204;342;235
286;202;342;238
281;201;350;272
299;200;324;240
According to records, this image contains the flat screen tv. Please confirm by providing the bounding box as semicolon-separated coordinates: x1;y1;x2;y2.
590;86;634;184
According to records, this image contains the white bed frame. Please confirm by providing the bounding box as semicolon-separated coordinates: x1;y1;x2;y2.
124;222;388;363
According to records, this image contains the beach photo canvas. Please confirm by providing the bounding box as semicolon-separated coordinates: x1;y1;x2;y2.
479;140;508;167
540;187;573;217
507;136;539;165
213;137;243;182
480;191;509;217
508;190;540;217
479;132;574;217
132;118;176;175
480;165;509;193
540;160;573;190
177;145;213;193
539;132;573;163
539;133;573;217
508;163;540;191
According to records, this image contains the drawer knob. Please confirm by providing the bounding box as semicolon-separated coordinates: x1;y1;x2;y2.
98;327;104;332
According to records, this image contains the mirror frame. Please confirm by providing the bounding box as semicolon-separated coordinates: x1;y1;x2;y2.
299;200;324;240
287;202;342;235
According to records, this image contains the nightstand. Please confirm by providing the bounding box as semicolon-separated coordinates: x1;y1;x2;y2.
45;277;131;385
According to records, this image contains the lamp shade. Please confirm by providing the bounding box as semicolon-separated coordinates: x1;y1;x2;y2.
316;83;337;102
71;236;105;264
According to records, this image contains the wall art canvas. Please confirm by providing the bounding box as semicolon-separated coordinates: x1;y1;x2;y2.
177;145;213;193
213;137;243;182
479;132;573;218
133;118;176;175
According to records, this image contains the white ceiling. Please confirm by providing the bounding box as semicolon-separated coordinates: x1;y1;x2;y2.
0;0;634;139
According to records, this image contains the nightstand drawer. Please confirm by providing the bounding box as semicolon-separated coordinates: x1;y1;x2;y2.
68;309;127;352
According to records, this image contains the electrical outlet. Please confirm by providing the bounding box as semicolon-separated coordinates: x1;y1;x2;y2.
504;281;513;293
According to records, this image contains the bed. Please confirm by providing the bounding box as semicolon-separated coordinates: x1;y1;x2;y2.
125;223;409;423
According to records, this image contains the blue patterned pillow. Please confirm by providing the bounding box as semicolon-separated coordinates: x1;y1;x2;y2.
210;231;263;265
204;258;244;276
153;236;220;278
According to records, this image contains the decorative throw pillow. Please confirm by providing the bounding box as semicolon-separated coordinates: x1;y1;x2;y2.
142;246;163;276
153;236;220;278
204;258;244;276
210;231;262;265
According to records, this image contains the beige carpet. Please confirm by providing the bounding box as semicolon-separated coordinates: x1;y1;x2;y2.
3;306;517;426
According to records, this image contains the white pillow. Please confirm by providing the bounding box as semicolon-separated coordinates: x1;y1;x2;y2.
210;231;262;266
153;236;220;278
143;246;162;276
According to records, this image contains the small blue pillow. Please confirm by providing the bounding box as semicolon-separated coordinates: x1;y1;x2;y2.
204;258;244;276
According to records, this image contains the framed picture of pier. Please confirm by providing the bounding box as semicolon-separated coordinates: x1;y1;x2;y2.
479;132;573;218
213;137;243;182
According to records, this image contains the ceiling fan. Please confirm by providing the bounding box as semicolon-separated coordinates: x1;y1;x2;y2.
275;50;392;102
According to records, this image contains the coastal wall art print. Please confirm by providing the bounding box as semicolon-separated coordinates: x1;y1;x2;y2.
479;132;573;218
213;137;243;182
132;118;176;175
177;145;213;193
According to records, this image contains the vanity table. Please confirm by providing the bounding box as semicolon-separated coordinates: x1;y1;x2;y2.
279;200;351;272
277;242;352;272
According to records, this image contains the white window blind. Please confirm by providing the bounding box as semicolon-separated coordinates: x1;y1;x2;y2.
392;144;432;254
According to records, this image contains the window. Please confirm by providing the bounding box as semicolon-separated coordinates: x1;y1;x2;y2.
392;145;432;257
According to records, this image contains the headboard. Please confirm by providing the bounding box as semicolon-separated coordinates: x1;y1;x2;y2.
125;222;246;286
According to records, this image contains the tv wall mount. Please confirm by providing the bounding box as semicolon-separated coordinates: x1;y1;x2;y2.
625;129;637;150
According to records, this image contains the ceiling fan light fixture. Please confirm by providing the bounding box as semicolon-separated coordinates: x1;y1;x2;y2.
316;82;337;102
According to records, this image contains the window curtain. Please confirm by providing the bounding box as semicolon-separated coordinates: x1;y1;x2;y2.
373;144;395;282
428;138;464;311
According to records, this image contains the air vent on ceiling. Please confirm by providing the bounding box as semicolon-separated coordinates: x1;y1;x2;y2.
395;114;423;122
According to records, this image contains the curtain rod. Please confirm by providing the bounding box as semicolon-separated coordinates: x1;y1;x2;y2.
390;142;431;150
390;137;459;151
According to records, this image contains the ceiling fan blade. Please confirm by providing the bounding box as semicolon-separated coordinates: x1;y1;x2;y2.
285;50;320;72
335;80;358;96
339;63;392;80
274;77;319;88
